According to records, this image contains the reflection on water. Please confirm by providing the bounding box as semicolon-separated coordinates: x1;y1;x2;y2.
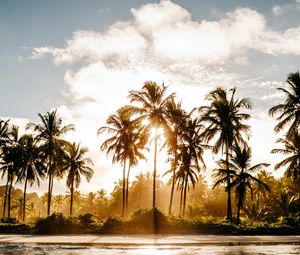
0;244;300;255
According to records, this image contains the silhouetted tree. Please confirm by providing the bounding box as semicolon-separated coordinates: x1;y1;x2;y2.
127;81;175;208
200;87;251;221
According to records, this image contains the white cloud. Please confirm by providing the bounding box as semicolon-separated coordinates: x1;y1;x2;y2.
32;2;267;66
272;5;286;16
254;27;300;55
30;1;292;193
272;2;300;16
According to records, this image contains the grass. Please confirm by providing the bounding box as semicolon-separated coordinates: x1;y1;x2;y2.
1;208;300;235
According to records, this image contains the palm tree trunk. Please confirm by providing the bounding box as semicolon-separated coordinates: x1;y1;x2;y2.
126;165;131;216
70;180;74;217
122;159;126;217
237;202;241;225
182;174;188;217
168;141;177;215
50;175;54;212
179;185;183;217
47;173;52;216
8;174;13;219
22;175;28;221
225;143;232;222
153;128;158;208
3;173;9;218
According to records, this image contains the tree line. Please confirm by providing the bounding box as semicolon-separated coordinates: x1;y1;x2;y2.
99;71;300;225
0;71;299;225
0;111;94;221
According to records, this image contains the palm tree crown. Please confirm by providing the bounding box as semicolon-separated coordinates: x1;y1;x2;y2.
27;110;74;216
127;81;175;208
62;142;94;216
215;144;270;224
271;132;300;180
17;134;46;221
269;71;300;138
199;88;251;153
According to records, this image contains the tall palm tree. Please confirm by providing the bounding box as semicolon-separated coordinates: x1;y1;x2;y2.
271;132;300;180
0;125;22;218
164;99;189;215
178;117;206;217
98;107;139;216
127;81;175;208
62;142;93;217
215;144;270;224
16;135;46;221
27;110;74;216
199;87;251;221
0;119;10;218
269;71;300;138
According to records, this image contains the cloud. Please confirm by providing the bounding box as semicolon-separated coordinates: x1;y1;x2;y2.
97;8;111;14
32;2;267;66
272;2;300;16
253;27;300;55
30;1;291;193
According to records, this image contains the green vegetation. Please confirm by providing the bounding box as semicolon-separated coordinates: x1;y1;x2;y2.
1;208;300;235
0;71;299;234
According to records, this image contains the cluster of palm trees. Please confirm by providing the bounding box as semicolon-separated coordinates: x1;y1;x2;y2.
0;111;94;220
100;71;300;224
1;72;298;224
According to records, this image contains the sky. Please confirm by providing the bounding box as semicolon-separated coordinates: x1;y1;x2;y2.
0;0;300;195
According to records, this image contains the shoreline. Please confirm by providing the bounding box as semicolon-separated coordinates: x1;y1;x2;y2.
0;234;300;246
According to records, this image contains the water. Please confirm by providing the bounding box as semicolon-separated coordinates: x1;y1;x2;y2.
0;244;300;255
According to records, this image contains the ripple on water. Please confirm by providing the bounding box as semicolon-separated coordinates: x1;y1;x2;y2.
0;244;300;255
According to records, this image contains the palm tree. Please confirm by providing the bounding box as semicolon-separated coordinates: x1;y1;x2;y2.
164;99;188;215
11;197;24;220
27;110;74;216
53;195;64;213
243;198;266;222
217;144;270;225
98;107;141;216
16;135;45;221
0;125;22;218
127;81;175;208
0;119;10;218
271;190;297;216
199;87;251;221
269;71;300;138
177;117;206;217
62;142;93;217
271;132;300;180
0;119;9;146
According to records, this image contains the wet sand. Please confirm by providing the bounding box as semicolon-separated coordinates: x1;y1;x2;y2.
0;235;300;246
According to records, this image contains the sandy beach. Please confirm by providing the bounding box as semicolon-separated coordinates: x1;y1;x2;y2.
0;235;300;246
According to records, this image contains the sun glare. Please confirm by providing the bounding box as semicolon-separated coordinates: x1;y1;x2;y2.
149;127;165;140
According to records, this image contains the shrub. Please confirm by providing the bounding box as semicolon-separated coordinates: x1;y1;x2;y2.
78;213;94;225
128;207;170;233
0;223;30;234
99;217;124;234
34;213;79;234
0;218;17;224
186;203;207;219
